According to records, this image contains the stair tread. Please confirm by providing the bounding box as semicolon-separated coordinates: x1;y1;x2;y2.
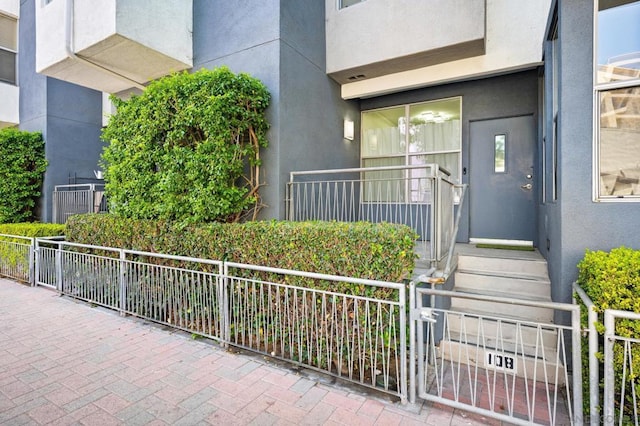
456;269;550;282
447;305;555;325
451;288;552;302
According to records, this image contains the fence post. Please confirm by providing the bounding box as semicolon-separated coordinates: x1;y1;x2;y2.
221;262;230;348
30;238;36;287
55;242;63;293
603;310;615;424
571;306;584;425
409;281;416;404
119;249;126;316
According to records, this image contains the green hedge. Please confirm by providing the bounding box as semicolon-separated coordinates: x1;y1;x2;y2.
65;214;417;284
0;223;65;238
0;129;47;224
577;247;640;419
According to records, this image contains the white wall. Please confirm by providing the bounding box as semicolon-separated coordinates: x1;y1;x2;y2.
339;0;553;99
326;0;485;77
0;0;19;17
0;82;19;127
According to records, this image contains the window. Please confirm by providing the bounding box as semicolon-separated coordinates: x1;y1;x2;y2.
0;13;17;85
361;98;462;202
595;0;640;200
339;0;365;9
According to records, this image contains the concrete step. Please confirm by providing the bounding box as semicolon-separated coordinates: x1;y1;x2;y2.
449;299;554;323
444;313;559;359
457;254;549;280
454;271;551;301
438;340;568;386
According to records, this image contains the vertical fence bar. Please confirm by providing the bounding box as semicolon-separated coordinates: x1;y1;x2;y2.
119;249;126;316
409;281;417;404
571;306;584;425
603;310;615;424
399;284;408;404
55;242;63;292
28;238;35;286
221;262;230;348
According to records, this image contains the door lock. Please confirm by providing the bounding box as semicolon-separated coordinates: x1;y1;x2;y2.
521;183;533;190
526;174;533;180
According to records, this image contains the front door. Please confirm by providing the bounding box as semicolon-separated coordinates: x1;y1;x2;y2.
469;116;536;243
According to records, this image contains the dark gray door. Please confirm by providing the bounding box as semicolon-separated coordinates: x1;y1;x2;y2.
469;116;536;242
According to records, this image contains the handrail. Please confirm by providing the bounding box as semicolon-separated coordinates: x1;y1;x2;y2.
441;184;467;278
289;164;451;180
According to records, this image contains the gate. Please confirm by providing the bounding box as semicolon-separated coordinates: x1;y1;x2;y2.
409;283;583;425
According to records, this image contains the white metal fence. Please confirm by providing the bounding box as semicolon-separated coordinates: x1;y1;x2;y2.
52;184;107;224
286;164;463;269
32;238;407;401
0;234;34;283
575;283;640;426
410;283;583;425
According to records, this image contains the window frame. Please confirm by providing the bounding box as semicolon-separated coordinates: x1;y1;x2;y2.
0;13;17;86
593;0;640;202
360;97;463;204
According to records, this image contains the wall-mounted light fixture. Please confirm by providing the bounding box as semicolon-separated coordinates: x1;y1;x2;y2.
343;119;354;141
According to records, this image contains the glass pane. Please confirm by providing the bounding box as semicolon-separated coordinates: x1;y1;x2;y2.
495;134;506;173
362;157;405;202
599;87;640;196
410;153;460;183
361;106;406;157
340;0;365;8
597;1;640;84
409;98;461;153
0;49;16;84
0;14;17;51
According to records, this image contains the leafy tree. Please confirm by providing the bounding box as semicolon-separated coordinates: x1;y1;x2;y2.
0;129;47;223
101;67;270;223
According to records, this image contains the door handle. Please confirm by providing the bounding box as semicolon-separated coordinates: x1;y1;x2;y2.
521;183;533;190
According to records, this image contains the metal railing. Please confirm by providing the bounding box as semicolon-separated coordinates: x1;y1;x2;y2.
53;184;107;224
0;234;34;283
604;310;640;426
286;164;464;271
410;284;583;425
33;238;408;401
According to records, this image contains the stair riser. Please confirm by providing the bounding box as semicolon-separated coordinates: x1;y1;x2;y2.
457;256;548;278
439;341;567;385
450;298;554;323
455;272;550;300
445;315;558;353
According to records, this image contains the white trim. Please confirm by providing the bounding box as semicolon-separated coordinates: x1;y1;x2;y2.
469;238;534;247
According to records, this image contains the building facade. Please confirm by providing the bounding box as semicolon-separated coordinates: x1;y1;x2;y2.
0;0;638;304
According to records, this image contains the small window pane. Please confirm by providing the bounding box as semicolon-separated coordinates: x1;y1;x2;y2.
597;1;640;84
340;0;365;9
0;49;16;84
495;134;506;173
599;87;640;197
0;14;17;51
362;107;405;157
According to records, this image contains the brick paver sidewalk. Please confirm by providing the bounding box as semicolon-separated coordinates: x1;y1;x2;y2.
0;279;495;425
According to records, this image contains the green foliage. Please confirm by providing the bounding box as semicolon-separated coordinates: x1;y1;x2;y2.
0;129;48;224
65;214;417;284
0;223;65;238
100;67;270;224
577;247;640;418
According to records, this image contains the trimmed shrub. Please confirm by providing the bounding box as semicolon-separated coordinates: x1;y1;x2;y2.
100;67;270;224
577;247;640;419
65;214;417;284
0;129;47;224
0;223;65;238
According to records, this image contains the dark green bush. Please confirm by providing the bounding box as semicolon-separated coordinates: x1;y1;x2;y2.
65;214;417;284
577;247;640;419
100;67;270;224
0;129;47;224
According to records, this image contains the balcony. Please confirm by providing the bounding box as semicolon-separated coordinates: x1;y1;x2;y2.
0;82;18;128
35;0;192;94
326;0;485;84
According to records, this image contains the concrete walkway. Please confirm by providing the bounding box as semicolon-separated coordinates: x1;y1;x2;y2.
0;279;497;425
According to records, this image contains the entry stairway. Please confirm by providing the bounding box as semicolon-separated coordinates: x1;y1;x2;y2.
437;246;567;384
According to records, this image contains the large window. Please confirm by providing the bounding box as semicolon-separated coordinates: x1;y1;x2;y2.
0;13;17;85
595;0;640;200
361;98;462;202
